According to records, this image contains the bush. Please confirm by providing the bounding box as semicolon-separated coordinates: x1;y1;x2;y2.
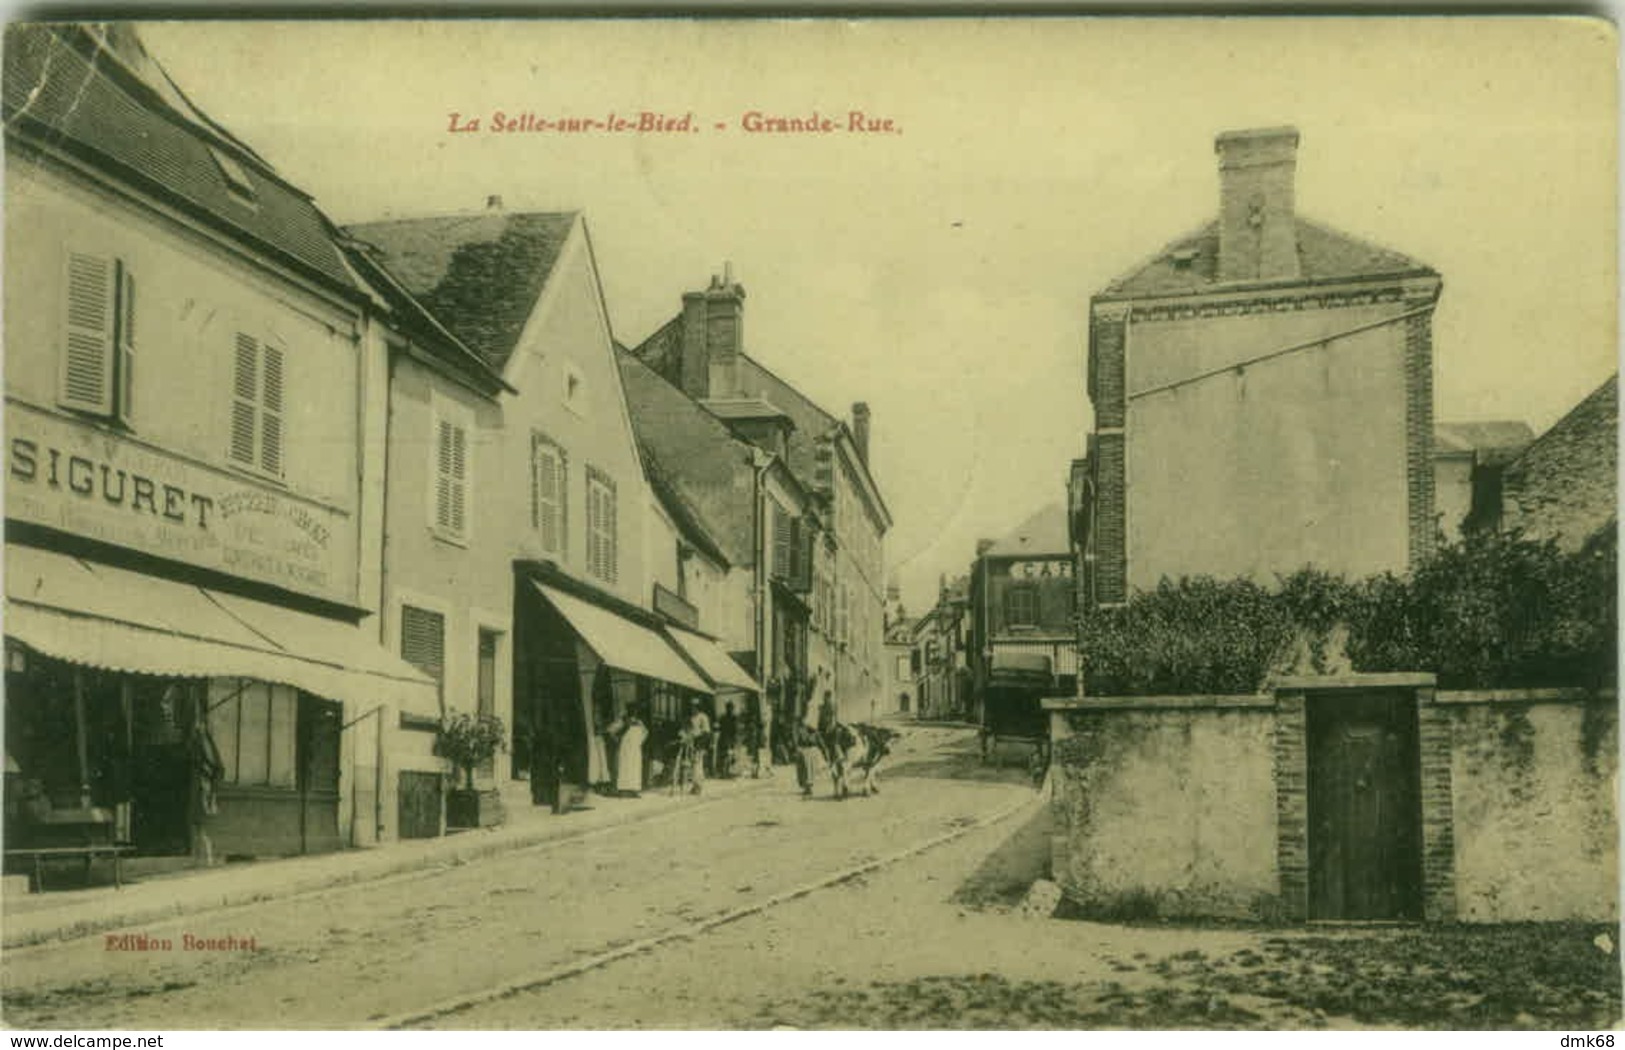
437;712;507;789
1080;531;1616;695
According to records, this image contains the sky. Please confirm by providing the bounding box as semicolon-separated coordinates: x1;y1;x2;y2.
139;17;1617;617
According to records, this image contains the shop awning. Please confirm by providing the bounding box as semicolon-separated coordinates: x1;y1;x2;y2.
532;582;710;693
666;626;760;693
4;546;440;718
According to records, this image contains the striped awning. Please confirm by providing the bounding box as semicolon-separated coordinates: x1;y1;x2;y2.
4;545;440;717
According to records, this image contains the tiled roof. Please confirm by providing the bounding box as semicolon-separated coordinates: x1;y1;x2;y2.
984;502;1070;558
1434;421;1535;458
346;212;577;372
733;355;839;486
3;24;358;295
1101;218;1433;300
617;349;756;566
1502;373;1618;552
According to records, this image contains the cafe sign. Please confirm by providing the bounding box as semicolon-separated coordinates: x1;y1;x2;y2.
6;407;357;606
1003;558;1073;580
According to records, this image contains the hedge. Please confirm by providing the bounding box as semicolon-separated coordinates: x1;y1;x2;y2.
1079;529;1617;695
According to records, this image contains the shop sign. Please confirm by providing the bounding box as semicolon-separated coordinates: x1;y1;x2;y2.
6;407;356;605
1006;559;1073;580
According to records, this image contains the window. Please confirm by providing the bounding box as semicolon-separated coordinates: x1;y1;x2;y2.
1006;585;1039;627
896;654;910;680
477;629;499;777
208;145;258;206
586;468;618;582
563;361;586;415
433;415;469;540
401;605;446;698
531;435;566;553
205;678;297;788
772;504;792;581
229;333;285;476
59;252;135;424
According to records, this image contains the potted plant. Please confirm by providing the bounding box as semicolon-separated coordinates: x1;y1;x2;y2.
438;712;507;829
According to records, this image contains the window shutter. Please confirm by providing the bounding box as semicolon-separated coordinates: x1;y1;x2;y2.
772;507;791;580
230;334;259;466
400;606;446;688
60;252;117;415
115;265;135;423
450;424;467;536
529;434;542;530
607;482;617;582
260;344;284;475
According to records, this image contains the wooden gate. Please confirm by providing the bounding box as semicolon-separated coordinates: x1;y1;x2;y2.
1307;691;1422;920
397;771;443;840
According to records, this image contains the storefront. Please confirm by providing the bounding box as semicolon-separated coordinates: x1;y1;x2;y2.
513;567;717;805
3;544;440;868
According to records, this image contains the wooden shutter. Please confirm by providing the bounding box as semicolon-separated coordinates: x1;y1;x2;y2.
60;252;117;415
230;334;259;466
115;265;135;423
605;480;617;582
772;506;791;580
533;438;563;552
435;419;467;536
260;344;284;475
400;605;446;686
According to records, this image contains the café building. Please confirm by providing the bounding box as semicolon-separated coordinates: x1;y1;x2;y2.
3;24;438;874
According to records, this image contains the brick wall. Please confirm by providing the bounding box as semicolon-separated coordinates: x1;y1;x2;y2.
1090;307;1127;606
1272;691;1309;921
1404;304;1439;569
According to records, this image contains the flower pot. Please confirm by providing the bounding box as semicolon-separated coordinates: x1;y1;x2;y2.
446;787;505;829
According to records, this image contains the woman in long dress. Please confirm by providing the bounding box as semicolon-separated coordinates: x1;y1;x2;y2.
615;712;648;797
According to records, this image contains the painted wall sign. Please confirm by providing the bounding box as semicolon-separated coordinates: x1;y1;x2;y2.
6;407;356;605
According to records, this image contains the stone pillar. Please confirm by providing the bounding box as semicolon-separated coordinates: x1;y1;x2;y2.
1417;687;1457;921
1273;689;1309;921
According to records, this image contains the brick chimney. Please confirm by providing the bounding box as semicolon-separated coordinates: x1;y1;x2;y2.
852;402;871;466
1215;126;1301;283
679;264;745;400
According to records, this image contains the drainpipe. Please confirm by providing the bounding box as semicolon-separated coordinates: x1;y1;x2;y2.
752;450;770;704
369;344;402;845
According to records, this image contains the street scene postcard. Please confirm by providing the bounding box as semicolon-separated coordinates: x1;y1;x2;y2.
0;14;1618;1034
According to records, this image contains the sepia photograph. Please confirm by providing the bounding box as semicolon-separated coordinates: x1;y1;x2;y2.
0;13;1618;1032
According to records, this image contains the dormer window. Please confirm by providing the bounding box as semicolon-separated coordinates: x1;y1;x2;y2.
1169;246;1200;270
209;146;258;207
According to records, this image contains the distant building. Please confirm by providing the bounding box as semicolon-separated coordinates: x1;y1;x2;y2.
882;586;914;716
1432;421;1534;543
629;272;891;729
1500;373;1618;551
911;576;970;720
969;504;1075;746
1074;126;1442;609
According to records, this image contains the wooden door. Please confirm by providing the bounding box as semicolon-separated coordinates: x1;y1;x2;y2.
397;771;443;839
1307;691;1422;920
297;695;342;854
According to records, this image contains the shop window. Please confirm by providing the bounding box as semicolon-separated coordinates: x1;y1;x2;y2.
60;251;136;424
229;333;285;476
206;678;297;788
586;467;618;583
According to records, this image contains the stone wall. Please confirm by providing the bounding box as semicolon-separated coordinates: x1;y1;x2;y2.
1050;698;1280;920
1443;690;1618;922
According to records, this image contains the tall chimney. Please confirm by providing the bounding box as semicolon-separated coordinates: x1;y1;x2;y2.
852;402;871;466
1215;126;1301;283
486;194;503;211
677;267;746;401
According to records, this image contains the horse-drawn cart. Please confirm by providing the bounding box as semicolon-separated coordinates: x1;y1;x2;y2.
977;652;1054;778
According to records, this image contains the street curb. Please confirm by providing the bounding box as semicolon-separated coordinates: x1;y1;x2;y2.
2;776;782;951
374;788;1043;1029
